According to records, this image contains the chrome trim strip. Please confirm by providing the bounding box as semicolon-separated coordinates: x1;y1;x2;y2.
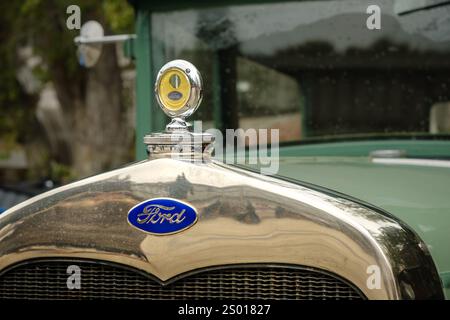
372;158;450;168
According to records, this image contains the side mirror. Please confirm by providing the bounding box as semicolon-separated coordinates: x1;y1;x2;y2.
76;21;104;67
74;20;136;68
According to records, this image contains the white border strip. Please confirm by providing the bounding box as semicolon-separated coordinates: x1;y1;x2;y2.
372;158;450;168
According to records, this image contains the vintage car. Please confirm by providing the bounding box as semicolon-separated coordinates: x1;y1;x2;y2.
0;0;449;300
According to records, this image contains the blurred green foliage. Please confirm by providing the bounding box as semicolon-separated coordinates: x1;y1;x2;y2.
0;0;134;181
103;0;134;33
50;161;76;183
0;1;34;154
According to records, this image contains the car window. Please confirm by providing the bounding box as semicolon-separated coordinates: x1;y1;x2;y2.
151;0;450;143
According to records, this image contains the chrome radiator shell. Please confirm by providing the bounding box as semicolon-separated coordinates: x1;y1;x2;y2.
0;158;444;299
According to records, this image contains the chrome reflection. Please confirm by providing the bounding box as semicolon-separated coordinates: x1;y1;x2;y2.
0;158;444;300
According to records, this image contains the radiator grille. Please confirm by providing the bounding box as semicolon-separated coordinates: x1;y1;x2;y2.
0;260;364;300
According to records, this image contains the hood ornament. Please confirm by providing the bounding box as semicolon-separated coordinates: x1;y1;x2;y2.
144;60;214;160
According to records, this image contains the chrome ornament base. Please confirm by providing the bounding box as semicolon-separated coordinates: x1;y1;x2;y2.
144;132;215;160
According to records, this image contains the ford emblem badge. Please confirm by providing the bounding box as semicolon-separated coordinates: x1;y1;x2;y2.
127;198;198;235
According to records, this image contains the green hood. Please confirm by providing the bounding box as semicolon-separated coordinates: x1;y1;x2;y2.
274;156;450;297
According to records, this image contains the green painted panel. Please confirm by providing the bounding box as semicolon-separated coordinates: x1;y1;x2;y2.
131;0;300;12
280;139;450;159
134;10;166;160
135;10;152;160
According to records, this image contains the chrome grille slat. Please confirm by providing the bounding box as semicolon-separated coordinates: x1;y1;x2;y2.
0;260;364;300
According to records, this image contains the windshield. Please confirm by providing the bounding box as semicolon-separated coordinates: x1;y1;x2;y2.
151;0;450;143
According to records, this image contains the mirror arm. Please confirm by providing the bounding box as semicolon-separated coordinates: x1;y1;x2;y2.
74;34;136;45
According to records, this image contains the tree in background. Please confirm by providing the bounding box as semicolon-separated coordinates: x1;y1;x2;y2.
0;0;135;182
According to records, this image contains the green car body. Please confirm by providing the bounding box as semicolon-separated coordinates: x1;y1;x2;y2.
267;139;450;298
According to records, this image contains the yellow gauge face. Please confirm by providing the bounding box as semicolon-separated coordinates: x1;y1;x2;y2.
158;68;191;111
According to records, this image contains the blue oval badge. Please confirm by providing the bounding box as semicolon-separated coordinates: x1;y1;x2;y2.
168;91;183;101
127;198;198;235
